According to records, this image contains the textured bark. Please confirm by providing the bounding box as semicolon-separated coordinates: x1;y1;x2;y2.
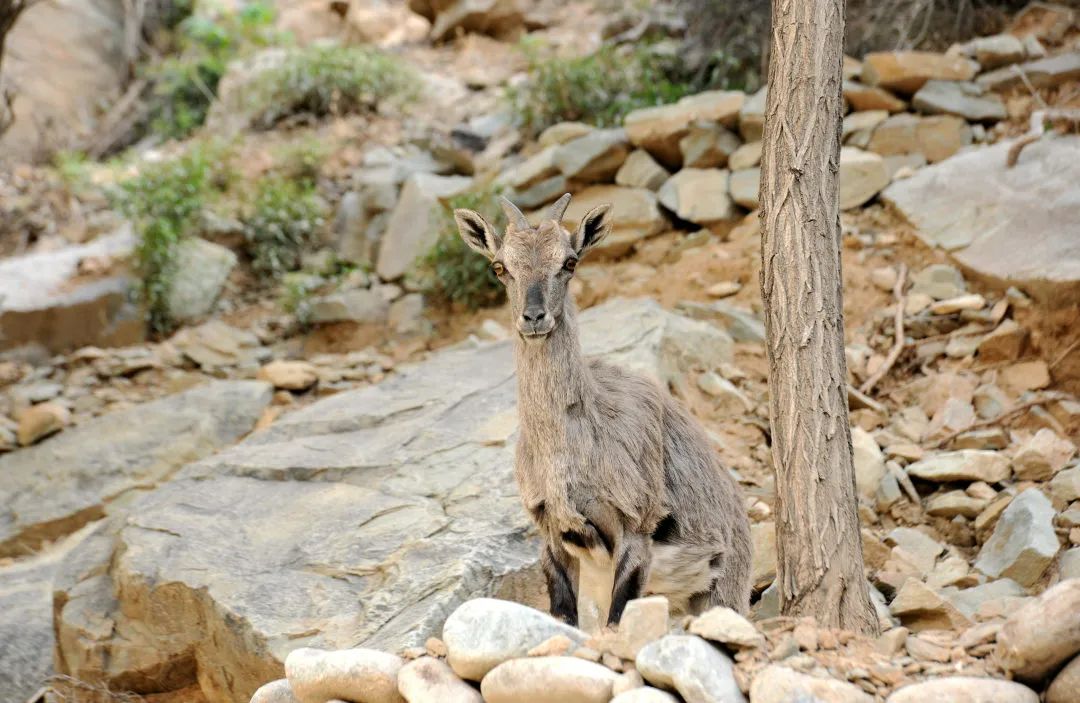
758;0;878;634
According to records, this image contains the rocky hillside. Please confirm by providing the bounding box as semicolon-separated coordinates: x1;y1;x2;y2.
0;1;1079;702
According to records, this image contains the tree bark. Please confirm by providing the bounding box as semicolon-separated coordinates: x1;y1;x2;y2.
758;0;878;634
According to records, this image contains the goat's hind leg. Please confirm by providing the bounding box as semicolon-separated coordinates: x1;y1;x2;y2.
608;531;651;626
542;541;579;626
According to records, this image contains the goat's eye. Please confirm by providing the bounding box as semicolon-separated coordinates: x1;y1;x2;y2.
563;257;578;273
491;261;505;277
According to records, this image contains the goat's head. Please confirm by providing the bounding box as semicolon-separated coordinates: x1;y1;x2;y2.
454;193;612;341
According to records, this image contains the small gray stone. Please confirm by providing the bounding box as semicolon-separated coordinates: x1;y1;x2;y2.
975;488;1058;587
910;264;966;300
443;598;587;681
905;450;1010;483
554;128;630;182
912;80;1006;122
615;150;670;191
1012;429;1076;481
1055;467;1080;503
679;121;740;169
658;169;735;224
308;289;390;325
688;607;765;650
636;635;745;703
728;168;759;210
167;237;237;322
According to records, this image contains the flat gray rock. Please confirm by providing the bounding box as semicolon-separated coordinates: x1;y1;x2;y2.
882;136;1080;306
975;488;1059;587
0;380;271;557
52;298;734;703
0;228;141;353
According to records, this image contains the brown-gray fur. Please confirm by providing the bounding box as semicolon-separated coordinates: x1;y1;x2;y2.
454;193;752;625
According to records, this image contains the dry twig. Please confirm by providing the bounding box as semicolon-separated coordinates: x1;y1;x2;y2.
931;392;1068;448
848;384;887;415
1050;336;1080;371
860;263;907;395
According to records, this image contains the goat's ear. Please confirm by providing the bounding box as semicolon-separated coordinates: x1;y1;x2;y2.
571;204;613;256
454;208;501;259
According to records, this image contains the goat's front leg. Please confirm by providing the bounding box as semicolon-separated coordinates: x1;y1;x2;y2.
542;540;579;626
608;530;651;626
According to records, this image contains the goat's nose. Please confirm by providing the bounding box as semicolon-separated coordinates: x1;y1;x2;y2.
522;307;546;323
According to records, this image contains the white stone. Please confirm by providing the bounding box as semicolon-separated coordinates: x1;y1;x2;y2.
443;598;587;681
852;426;887;501
284;647;405;703
688;607;765;650
480;657;617;703
636;635;745;703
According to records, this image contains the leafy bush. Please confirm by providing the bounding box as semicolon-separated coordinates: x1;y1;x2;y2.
146;2;278;139
507;41;695;135
421;189;506;311
112;145;221;334
245;45;417;129
243;177;326;278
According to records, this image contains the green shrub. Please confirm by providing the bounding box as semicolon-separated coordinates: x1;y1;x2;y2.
243;177;326;278
420;189;506;311
270;135;330;185
507;41;694;135
146;2;278;139
246;45;417;129
112;145;220;334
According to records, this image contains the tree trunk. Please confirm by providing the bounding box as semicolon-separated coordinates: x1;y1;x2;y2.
758;0;878;634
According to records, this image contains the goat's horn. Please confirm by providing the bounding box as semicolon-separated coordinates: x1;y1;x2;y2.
498;196;529;230
547;193;572;223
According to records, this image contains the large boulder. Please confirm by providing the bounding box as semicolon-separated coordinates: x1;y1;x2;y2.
52;299;735;703
0;527;95;703
0;380;272;557
974;488;1058;587
375;173;472;280
861;51;978;94
882;136;1080;306
0;228;143;354
624;91;744;168
0;0;127;162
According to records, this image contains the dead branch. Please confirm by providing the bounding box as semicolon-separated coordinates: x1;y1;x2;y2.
860;263;907;395
848;384;888;415
930;391;1069;449
1050;336;1080;371
889;461;922;505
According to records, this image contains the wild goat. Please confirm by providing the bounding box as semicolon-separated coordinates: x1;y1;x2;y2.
454;193;751;627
